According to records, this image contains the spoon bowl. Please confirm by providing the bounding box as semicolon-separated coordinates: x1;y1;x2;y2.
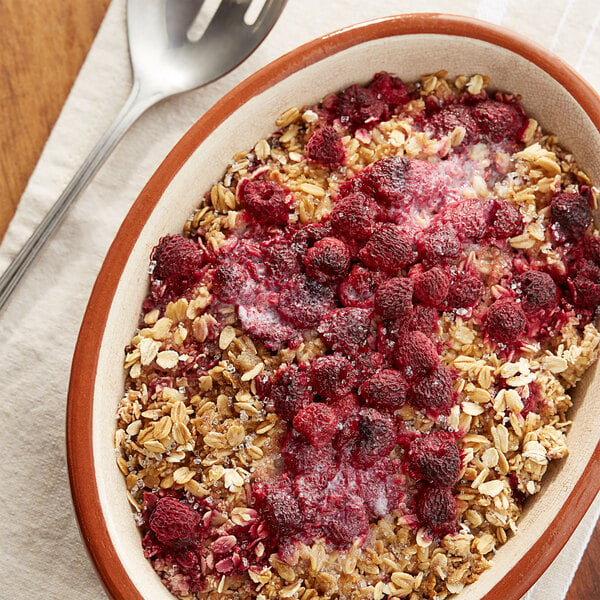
128;0;285;100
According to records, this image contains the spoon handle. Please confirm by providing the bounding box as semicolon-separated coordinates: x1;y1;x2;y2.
0;82;158;311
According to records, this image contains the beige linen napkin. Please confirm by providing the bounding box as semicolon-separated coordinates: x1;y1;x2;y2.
2;0;600;598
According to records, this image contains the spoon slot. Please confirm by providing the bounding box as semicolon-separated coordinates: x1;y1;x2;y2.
187;0;222;42
244;0;267;25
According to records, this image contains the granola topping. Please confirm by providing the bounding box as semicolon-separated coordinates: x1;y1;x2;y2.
116;71;600;599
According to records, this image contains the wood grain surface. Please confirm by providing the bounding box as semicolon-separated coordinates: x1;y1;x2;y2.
0;0;111;241
0;0;598;598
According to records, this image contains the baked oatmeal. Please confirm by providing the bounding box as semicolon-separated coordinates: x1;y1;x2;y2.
115;71;600;599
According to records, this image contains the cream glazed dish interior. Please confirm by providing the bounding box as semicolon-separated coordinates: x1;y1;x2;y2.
70;18;600;600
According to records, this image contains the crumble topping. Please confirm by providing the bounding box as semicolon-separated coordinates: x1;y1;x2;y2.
115;71;600;599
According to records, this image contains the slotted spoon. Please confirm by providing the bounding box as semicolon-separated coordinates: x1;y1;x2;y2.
0;0;286;310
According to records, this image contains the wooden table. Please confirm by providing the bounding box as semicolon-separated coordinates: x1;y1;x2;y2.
0;1;598;597
0;0;111;238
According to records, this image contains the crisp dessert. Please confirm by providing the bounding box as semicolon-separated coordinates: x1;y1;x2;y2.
115;71;600;599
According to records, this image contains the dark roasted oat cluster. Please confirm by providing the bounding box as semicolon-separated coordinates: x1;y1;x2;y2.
116;71;600;599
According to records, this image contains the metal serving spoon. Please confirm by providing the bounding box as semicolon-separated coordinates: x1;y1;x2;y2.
0;0;286;311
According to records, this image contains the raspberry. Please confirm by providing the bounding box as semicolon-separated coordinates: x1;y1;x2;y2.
353;351;386;384
329;193;379;241
353;409;398;468
401;159;450;210
427;103;479;146
309;353;357;400
291;222;333;253
304;237;351;283
293;403;339;448
329;392;361;421
485;299;528;344
337;174;363;199
150;235;205;295
359;223;418;272
514;271;558;312
394;331;439;380
238;304;300;350
278;275;336;328
262;238;301;279
572;274;600;308
252;476;303;538
570;261;600;308
377;310;438;359
417;224;462;264
317;308;371;354
443;271;483;310
212;263;255;304
339;265;386;308
584;236;600;264
363;156;411;206
412;267;450;307
550;190;592;242
305;125;346;166
414;485;458;538
577;259;600;282
347;157;447;210
292;472;330;520
408;366;455;415
332;413;360;460
347;459;406;516
471;99;528;143
368;71;410;109
403;305;438;336
406;431;461;486
374;277;414;319
268;364;313;421
149;497;199;545
491;200;523;239
362;157;447;210
333;84;385;128
359;369;407;411
323;493;370;547
444;198;490;242
281;431;337;477
238;179;292;225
